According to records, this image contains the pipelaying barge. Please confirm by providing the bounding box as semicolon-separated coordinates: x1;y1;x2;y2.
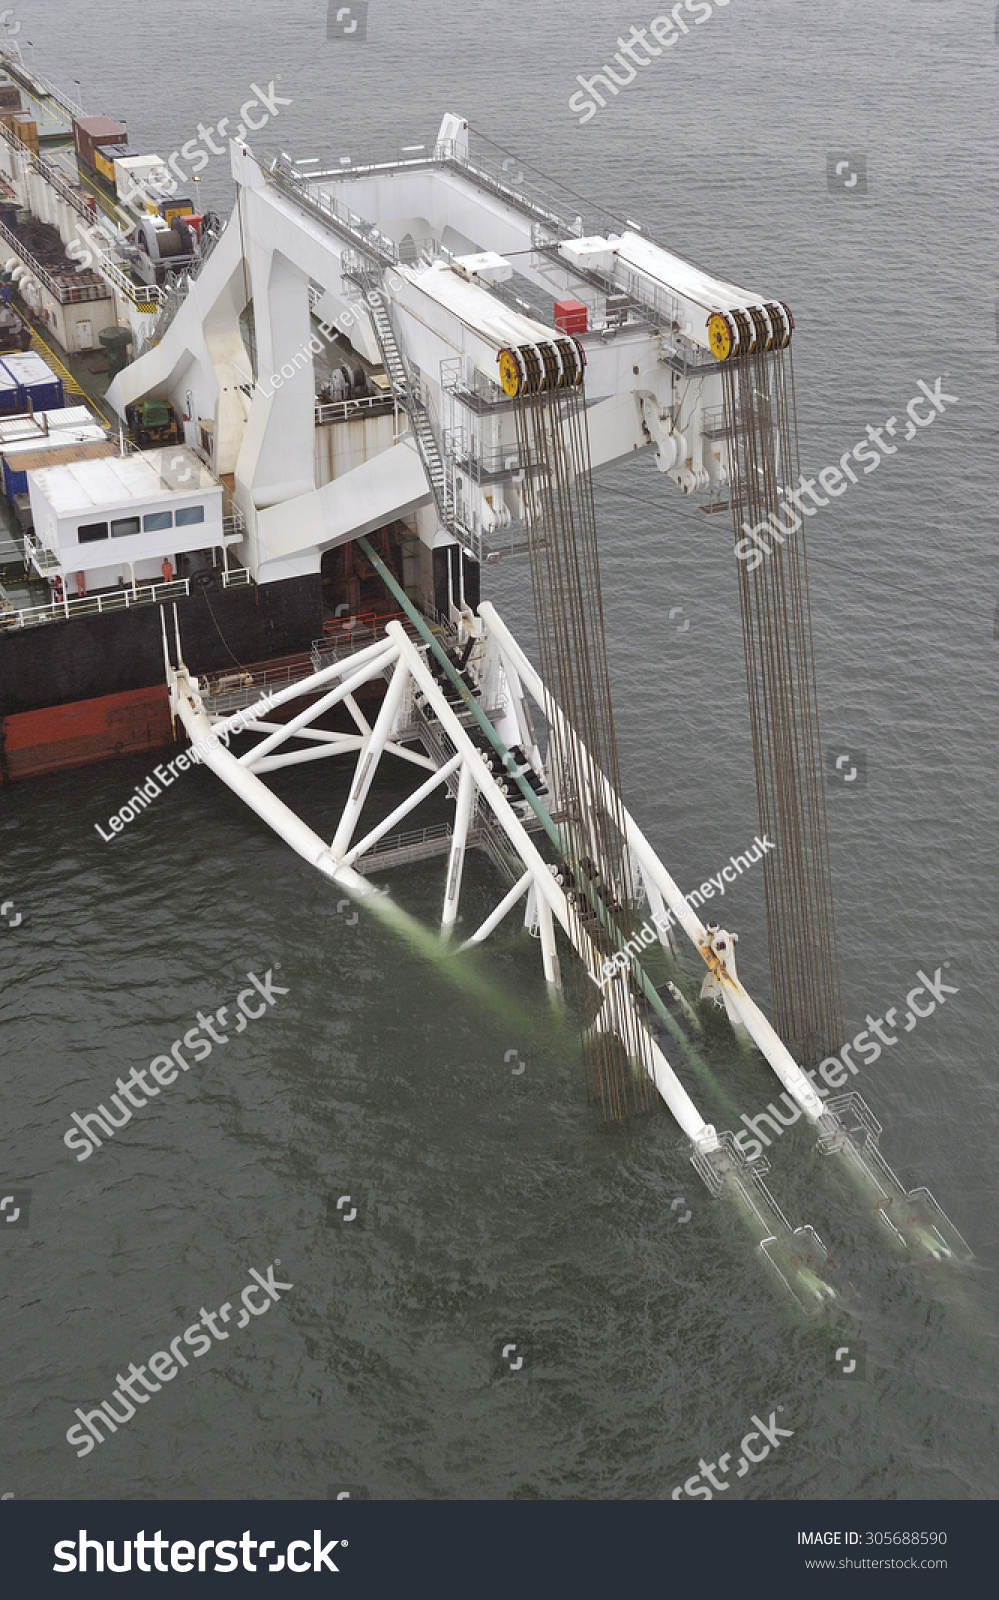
0;49;971;1310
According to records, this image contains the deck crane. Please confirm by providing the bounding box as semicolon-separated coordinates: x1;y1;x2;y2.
110;115;971;1309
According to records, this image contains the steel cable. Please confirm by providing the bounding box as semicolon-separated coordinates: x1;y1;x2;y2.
722;347;843;1063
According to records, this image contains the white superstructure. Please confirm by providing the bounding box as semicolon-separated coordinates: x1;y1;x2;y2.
107;114;787;585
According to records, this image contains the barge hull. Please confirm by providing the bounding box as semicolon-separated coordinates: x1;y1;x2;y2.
0;683;171;783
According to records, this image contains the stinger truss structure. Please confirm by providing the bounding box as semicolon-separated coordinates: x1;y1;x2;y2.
118;112;970;1308
161;557;970;1313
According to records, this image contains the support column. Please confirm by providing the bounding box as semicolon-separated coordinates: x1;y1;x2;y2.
331;657;411;858
442;761;476;935
536;890;562;996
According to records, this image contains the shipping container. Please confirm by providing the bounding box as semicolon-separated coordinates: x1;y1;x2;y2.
0;352;66;413
0;109;37;150
113;153;171;208
0;362;20;413
12;114;38;153
72;115;127;174
3;438;114;501
0;406;108;500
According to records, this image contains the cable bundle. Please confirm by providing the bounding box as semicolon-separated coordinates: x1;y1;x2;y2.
722;347;843;1064
514;379;658;1119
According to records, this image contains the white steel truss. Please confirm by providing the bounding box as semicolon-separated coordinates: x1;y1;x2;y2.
161;601;971;1304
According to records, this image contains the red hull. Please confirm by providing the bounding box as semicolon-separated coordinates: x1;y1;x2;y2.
0;685;173;783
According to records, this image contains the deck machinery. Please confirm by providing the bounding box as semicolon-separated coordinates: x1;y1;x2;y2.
110;116;971;1310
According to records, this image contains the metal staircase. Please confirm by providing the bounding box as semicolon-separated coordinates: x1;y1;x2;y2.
347;265;450;517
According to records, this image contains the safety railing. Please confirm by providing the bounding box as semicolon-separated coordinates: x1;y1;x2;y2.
86;238;165;313
0;214;110;303
134;219;228;355
29;152;97;225
0;45;84;121
21;529;60;575
354;820;456;868
266;160;400;268
0;563;253;629
315;392;394;426
200;650;323;713
0;113;34;169
199;611;440;715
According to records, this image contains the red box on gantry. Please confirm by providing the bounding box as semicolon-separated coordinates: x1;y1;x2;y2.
553;298;588;334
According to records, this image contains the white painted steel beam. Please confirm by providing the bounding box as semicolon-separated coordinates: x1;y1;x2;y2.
238;724;436;776
332;657;412;857
479;601;826;1123
240;646;397;769
442;762;477;934
460;870;532;948
211;636;399;739
167;612;718;1150
384;622;716;1149
338;753;462;870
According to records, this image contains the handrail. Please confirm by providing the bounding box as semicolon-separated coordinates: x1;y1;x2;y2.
0;213;110;303
29;152;97;224
0;564;253;629
0;114;35;165
314;392;394;425
0;45;85;121
265;160;399;268
135;219;228;355
87;238;165;312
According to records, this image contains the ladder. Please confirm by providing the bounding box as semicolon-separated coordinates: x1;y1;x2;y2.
346;264;478;552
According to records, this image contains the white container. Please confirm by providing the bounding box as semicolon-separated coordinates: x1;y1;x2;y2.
114;154;172;208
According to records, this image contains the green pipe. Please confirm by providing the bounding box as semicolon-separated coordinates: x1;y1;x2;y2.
355;537;718;1083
